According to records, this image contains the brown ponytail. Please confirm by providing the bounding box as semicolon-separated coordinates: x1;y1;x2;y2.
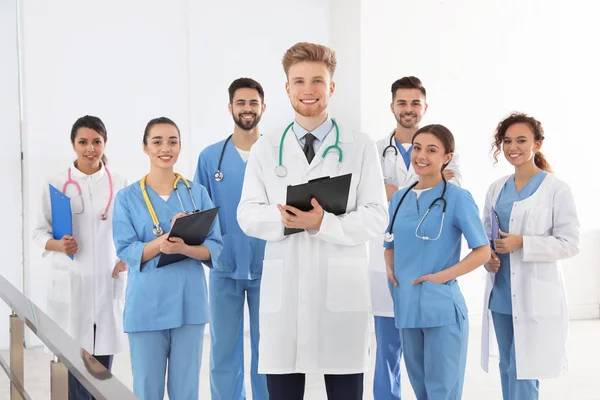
534;151;551;172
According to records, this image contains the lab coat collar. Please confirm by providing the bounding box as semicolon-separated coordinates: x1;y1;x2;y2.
70;161;107;182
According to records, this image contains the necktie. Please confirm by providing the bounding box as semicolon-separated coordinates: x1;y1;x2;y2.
303;133;316;164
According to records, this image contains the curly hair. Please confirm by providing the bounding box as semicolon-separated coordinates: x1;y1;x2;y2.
492;112;551;172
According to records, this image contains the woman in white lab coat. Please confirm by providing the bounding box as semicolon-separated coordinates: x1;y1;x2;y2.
32;115;128;400
480;112;580;400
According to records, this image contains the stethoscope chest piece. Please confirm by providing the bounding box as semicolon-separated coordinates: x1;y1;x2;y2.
274;165;287;178
384;232;394;242
214;170;224;181
152;224;163;237
101;213;107;221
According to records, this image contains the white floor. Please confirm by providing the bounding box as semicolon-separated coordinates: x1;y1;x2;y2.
1;319;599;399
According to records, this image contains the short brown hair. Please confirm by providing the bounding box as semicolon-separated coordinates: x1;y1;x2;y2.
391;76;426;100
282;42;337;78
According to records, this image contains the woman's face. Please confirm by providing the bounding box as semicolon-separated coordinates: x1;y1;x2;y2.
502;122;541;168
411;132;452;178
72;127;105;170
143;123;181;169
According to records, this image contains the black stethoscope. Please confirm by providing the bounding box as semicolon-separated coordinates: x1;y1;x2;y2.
214;134;233;182
382;134;399;158
384;178;448;242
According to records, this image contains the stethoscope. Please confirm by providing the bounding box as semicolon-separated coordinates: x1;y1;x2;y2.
62;165;114;220
384;178;448;242
140;173;199;236
274;119;342;178
213;135;233;182
382;133;399;158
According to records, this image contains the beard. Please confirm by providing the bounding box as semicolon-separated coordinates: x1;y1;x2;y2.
395;112;421;129
233;112;261;131
292;99;327;118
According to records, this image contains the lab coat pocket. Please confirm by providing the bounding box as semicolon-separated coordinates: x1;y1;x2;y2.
525;207;552;236
113;272;127;304
48;267;71;304
326;258;369;312
530;277;562;317
260;260;284;313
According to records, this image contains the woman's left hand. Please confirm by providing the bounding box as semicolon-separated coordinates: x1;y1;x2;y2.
112;261;127;278
494;230;523;254
412;273;446;285
159;237;187;255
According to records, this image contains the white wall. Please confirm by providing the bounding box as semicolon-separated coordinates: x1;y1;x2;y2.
361;0;600;319
4;0;598;351
186;0;331;165
0;0;24;349
19;0;193;346
15;0;333;346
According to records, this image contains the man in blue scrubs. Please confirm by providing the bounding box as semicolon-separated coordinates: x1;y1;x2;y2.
194;78;268;400
371;77;462;400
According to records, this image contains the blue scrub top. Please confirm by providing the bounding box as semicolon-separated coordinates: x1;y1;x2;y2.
194;138;266;280
112;180;223;333
394;139;412;169
489;171;548;315
384;181;488;329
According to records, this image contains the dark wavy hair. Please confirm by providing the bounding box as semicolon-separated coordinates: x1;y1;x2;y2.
492;112;551;172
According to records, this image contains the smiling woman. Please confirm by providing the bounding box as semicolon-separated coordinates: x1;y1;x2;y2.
32;115;129;400
111;116;223;400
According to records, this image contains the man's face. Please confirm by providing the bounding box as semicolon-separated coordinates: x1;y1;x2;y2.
390;88;428;129
285;61;335;118
229;88;265;131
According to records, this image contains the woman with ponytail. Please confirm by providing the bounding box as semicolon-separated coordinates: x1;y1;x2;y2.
33;115;129;400
480;113;581;399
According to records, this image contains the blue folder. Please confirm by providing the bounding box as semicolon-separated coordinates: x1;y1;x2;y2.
49;184;74;260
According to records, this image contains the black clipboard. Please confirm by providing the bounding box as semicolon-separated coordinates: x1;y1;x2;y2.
156;206;220;268
284;173;352;235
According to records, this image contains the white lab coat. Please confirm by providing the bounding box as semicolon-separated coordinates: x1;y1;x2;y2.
480;173;580;379
32;164;128;356
237;121;388;374
369;131;461;316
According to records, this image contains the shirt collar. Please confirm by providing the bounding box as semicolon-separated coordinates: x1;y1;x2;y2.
69;161;106;182
292;117;334;142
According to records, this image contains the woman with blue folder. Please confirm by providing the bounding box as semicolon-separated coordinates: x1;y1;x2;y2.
384;124;490;399
32;115;129;400
480;113;580;400
112;117;223;400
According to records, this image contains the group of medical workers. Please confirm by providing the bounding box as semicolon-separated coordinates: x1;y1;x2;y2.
32;41;580;400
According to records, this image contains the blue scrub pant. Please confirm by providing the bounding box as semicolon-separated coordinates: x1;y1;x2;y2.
128;324;205;400
68;355;112;400
373;316;402;400
401;317;468;400
491;312;539;400
209;274;267;400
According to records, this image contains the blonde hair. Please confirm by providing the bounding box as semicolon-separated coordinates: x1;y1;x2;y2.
282;42;337;78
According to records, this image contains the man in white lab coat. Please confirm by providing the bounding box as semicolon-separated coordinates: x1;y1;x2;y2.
237;42;388;400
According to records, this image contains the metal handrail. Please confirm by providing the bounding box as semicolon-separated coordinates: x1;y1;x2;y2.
0;274;138;399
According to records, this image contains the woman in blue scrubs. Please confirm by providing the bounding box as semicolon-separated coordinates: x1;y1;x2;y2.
112;117;223;400
384;124;490;400
481;113;580;399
